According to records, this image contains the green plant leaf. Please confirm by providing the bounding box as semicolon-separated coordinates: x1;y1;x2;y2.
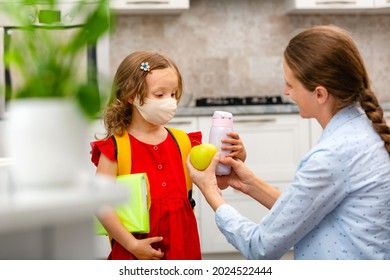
76;83;101;120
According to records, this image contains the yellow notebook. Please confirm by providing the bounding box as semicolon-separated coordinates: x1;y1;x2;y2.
95;173;151;234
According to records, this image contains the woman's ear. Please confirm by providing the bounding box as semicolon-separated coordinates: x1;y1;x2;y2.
315;86;330;105
127;97;134;104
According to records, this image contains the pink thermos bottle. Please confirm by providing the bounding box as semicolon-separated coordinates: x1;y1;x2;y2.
209;111;234;175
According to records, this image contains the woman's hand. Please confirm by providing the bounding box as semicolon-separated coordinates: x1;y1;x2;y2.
217;156;255;195
220;156;281;209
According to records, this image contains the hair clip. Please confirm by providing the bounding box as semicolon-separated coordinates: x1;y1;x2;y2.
140;62;150;72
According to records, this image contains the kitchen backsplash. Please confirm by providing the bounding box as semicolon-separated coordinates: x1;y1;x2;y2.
109;0;390;106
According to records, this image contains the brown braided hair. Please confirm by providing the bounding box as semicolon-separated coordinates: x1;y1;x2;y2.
98;51;183;139
284;25;390;155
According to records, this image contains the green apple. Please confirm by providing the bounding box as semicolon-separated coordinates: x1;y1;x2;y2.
190;143;218;171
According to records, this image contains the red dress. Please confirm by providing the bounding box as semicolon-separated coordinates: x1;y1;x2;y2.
91;130;202;260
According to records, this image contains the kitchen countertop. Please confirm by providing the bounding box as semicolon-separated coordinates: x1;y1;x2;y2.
176;104;300;117
176;102;390;117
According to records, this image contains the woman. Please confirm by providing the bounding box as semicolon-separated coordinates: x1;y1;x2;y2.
186;25;390;260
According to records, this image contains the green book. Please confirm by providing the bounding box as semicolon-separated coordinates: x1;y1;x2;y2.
95;173;151;235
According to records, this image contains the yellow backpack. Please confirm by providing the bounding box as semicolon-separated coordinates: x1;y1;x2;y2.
112;127;195;208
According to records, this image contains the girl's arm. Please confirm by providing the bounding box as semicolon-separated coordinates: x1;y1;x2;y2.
221;131;247;162
96;154;164;260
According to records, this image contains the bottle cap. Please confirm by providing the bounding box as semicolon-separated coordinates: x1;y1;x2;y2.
212;111;233;127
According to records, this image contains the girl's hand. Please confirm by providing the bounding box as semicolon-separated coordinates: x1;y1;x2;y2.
130;236;165;260
221;132;247;162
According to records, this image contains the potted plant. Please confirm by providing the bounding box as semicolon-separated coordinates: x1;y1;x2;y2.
1;0;110;189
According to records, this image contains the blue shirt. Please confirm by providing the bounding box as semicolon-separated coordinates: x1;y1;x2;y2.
215;105;390;259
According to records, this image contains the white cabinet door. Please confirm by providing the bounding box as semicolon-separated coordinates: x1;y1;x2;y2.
168;116;198;134
110;0;189;14
309;118;323;147
375;0;390;8
285;0;375;14
385;111;390;122
197;114;311;253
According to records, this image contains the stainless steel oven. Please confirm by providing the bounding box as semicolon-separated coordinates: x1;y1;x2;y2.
0;0;110;119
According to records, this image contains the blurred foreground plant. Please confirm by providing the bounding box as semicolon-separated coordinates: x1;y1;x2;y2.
2;0;110;120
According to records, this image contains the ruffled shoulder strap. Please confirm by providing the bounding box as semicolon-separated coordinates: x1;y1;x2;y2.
90;137;116;167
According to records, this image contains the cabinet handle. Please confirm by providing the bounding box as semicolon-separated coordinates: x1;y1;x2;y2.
234;118;277;124
126;0;169;4
315;0;356;4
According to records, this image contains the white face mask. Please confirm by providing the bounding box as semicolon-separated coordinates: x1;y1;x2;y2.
133;97;177;125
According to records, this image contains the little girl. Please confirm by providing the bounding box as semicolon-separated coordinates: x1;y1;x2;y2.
91;51;246;260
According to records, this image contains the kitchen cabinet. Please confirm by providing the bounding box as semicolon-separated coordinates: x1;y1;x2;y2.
110;0;190;15
385;112;390;129
310;118;323;147
385;111;390;121
285;0;390;14
167;116;198;132
375;0;390;9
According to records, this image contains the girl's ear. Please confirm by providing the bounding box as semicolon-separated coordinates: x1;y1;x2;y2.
127;97;134;104
315;86;330;105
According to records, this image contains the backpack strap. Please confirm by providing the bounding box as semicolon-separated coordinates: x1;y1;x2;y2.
166;127;195;208
111;132;131;176
112;128;195;208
